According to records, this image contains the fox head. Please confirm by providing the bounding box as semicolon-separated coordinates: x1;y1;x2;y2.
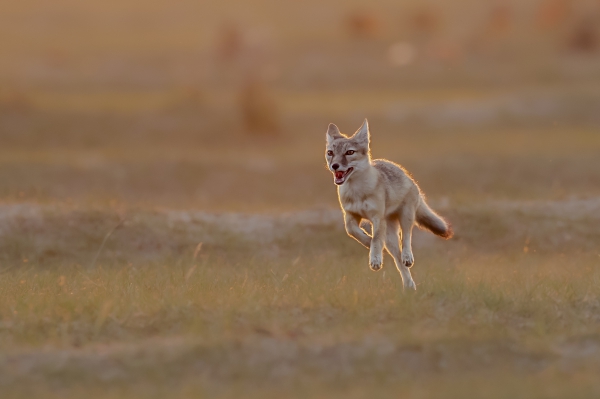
325;119;371;185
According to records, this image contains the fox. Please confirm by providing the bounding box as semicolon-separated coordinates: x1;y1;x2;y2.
325;119;453;290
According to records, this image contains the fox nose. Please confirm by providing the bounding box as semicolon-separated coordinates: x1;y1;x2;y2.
332;163;340;170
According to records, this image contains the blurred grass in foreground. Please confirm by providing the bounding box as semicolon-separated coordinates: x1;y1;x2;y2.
0;203;599;398
2;251;600;398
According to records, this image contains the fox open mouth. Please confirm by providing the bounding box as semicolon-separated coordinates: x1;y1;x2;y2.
334;167;354;185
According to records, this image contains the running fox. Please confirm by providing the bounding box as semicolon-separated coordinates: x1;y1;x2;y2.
325;120;453;290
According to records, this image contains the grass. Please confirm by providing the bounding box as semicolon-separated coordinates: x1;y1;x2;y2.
0;203;600;397
3;252;600;349
2;251;600;398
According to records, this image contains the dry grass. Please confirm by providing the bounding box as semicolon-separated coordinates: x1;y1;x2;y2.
0;201;599;398
2;249;600;398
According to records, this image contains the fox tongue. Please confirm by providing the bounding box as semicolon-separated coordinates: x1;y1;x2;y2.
335;171;344;179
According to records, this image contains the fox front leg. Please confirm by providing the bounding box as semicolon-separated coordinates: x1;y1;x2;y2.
344;213;371;249
368;216;386;271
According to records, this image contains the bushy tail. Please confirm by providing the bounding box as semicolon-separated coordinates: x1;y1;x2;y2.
415;199;453;239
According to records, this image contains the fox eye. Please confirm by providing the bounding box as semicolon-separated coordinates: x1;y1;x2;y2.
327;150;333;156
345;150;355;155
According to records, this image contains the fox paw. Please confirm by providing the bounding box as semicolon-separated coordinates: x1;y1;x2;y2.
401;251;414;267
369;254;383;271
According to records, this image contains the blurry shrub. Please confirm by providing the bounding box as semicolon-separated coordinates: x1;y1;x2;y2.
409;7;441;39
238;76;280;136
216;23;244;65
568;19;599;53
536;0;572;30
0;89;32;113
486;4;513;36
345;10;383;39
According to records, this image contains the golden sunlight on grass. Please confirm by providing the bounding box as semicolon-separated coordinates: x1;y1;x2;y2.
0;203;599;398
2;251;600;398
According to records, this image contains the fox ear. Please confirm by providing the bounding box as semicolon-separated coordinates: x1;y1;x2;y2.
352;119;370;147
326;123;343;142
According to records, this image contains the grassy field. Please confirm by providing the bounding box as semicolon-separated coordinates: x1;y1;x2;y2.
1;0;600;397
1;197;600;398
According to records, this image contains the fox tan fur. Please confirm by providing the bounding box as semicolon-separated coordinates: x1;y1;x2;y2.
325;120;453;290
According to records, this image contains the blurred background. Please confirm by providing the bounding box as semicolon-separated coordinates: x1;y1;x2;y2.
1;0;599;211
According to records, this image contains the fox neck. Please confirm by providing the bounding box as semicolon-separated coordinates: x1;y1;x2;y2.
339;159;377;191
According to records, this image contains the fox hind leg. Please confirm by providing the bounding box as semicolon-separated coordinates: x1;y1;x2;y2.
385;218;416;290
400;207;416;267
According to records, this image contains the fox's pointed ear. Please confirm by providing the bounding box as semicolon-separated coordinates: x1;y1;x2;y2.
352;119;370;147
326;123;343;142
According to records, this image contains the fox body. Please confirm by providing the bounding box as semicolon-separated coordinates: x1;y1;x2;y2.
325;120;452;290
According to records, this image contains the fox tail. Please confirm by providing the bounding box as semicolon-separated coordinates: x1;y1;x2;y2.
415;199;453;239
